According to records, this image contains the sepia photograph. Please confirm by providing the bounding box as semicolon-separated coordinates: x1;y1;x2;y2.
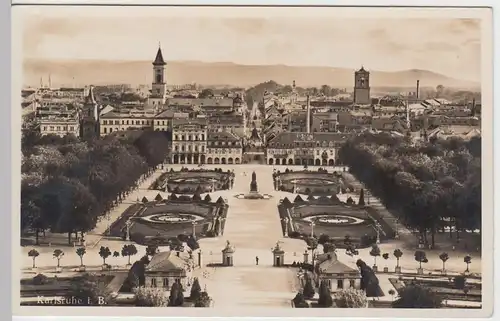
13;4;493;317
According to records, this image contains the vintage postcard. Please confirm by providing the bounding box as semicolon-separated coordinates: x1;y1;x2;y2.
12;4;493;318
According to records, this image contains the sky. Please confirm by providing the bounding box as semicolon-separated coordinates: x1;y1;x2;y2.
18;6;484;82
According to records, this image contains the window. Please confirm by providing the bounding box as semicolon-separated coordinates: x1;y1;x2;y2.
174;135;178;141
174;146;178;151
151;278;157;288
337;279;344;289
103;128;107;134
103;120;108;125
181;145;185;152
349;279;355;288
163;278;169;288
42;126;46;131
195;146;198;152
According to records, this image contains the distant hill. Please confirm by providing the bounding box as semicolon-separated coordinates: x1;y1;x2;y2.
23;59;480;90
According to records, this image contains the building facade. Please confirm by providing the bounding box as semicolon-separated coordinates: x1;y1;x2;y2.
144;251;194;291
171;118;208;164
205;131;243;164
266;132;350;166
315;252;362;293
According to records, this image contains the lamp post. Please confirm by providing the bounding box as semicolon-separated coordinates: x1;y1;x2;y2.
125;219;132;241
310;222;315;238
192;221;197;237
282;217;289;237
395;219;400;239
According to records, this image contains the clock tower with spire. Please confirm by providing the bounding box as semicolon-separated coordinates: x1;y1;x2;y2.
148;44;168;106
353;66;371;105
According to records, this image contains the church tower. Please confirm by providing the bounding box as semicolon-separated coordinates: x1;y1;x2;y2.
80;85;100;139
353;66;371;105
148;44;167;106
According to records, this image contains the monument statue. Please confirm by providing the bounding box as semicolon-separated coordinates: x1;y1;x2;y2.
250;171;258;192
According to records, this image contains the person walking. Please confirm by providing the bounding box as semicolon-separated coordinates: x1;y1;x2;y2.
255;256;259;265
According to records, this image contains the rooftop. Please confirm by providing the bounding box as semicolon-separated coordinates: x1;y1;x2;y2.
146;251;190;272
316;252;360;275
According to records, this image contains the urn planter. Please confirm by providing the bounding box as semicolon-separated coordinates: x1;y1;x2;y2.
417;267;424;275
78;266;86;272
372;265;378;272
395;266;402;274
55;267;62;273
383;267;389;273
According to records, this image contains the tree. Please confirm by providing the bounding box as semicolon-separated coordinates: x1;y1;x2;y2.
122;244;138;265
388;289;396;301
453;275;466;290
113;251;120;258
303;277;315;299
134;287;168;307
369;244;381;267
382;253;389;269
356;259;383;297
323;242;336;254
334;288;368;308
194;291;212;307
292;292;309;308
76;247;86;266
66;273;116;306
439;252;449;273
53;249;64;267
168;282;184;306
393;249;403;268
99;246;112;265
414;250;428;271
358;189;365;206
28;249;39;268
392;285;443;308
190;277;202;301
199;88;214;98
317;281;333;307
464;255;472;272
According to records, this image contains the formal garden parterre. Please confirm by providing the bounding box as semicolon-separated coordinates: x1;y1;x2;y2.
109;193;228;245
278;194;395;248
273;168;355;196
149;168;235;194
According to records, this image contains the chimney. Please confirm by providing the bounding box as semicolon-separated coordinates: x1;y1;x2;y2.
416;80;420;100
306;95;311;134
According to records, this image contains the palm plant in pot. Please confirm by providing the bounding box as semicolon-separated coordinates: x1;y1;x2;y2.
393;249;403;273
382;253;390;273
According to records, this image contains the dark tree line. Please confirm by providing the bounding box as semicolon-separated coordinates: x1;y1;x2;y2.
21;129;171;245
338;132;481;247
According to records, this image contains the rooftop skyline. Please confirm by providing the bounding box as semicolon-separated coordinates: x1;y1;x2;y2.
18;6;485;82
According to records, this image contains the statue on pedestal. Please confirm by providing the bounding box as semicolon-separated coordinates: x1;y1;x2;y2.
250;171;258;192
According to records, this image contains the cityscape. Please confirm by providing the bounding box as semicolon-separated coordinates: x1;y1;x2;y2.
17;6;486;315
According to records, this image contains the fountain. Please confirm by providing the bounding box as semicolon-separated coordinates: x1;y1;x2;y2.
234;171;273;200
